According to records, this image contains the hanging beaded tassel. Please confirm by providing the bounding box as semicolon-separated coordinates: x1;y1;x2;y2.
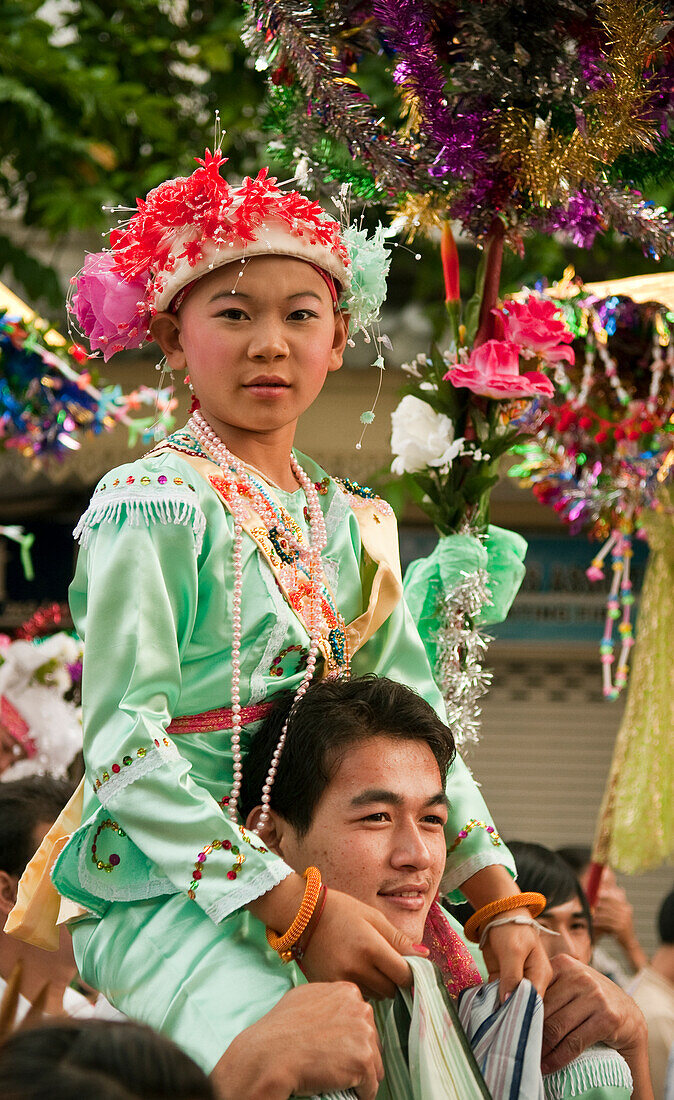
188;410;327;828
587;527;635;699
434;569;493;747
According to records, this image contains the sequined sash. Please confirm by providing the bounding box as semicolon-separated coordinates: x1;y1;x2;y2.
166;701;273;735
151;437;404;668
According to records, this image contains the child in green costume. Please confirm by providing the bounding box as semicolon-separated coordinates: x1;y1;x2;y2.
8;150;550;1082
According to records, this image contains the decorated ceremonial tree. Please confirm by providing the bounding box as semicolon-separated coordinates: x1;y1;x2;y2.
507;272;674;874
242;0;674;736
0;288;176;461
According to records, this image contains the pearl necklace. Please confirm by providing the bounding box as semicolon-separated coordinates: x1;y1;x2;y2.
189;411;325;831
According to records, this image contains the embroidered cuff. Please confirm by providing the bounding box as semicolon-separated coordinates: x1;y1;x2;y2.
187;827;268;901
441;850;515;899
447;819;501;857
93;738;180;805
205;860;294;924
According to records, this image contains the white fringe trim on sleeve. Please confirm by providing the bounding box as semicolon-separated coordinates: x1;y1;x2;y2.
74;485;206;554
543;1045;633;1099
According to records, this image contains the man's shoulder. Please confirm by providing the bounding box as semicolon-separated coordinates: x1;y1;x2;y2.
629;966;674;1015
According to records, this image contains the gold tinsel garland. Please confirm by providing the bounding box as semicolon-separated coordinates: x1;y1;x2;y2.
500;0;661;206
389;193;448;241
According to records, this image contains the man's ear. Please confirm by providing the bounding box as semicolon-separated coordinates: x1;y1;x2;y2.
245;807;287;856
0;870;18;917
149;313;187;372
328;311;350;373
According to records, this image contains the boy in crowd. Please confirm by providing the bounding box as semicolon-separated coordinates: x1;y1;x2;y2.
629;887;674;1099
557;844;649;985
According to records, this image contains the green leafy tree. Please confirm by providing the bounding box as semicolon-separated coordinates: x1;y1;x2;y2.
0;0;265;314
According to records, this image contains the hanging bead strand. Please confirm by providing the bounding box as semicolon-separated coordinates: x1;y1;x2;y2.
188;410;329;827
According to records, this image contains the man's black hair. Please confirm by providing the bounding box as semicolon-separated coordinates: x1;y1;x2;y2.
240;675;455;836
0;775;74;878
508;840;593;936
0;1018;214;1099
555;845;592;876
657;886;674;945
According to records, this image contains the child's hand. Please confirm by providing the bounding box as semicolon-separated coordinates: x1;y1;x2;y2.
481;909;553;1003
300;888;428;999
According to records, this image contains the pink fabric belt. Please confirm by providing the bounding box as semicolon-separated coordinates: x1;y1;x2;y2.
166;701;273;735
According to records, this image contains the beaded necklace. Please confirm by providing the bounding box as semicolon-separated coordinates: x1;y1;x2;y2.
189;410;326;832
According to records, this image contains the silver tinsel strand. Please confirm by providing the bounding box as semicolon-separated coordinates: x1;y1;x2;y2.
434;568;493;747
242;0;433;193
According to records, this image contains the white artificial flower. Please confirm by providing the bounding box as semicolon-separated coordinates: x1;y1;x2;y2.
390;395;463;476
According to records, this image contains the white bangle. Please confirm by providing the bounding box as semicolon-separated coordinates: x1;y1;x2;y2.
478;913;561;951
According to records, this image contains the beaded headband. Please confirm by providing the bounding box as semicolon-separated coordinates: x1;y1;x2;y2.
69;150;389;363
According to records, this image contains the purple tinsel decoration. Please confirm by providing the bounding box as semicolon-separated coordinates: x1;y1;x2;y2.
373;0;489;178
578;41;607;91
534;189;605;249
645;56;674;136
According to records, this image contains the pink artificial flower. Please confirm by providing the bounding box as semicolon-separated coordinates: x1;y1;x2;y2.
72;252;150;361
444;340;555;400
498;297;575;364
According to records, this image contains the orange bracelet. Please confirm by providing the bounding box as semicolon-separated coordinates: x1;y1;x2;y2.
464;892;546;943
266;867;323;962
291;883;327;962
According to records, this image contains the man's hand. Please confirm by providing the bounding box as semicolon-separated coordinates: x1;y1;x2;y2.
541;954;648;1075
481;911;553;1003
211;983;384;1100
592;885;649;971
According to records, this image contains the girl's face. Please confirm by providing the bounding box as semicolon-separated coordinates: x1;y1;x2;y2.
151;256;348;447
537;895;592;964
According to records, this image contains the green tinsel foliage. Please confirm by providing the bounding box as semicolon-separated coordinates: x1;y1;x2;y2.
263;84;383;198
611;138;674;187
311;138;382;199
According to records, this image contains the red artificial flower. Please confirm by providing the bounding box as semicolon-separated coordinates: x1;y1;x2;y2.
441;222;460;304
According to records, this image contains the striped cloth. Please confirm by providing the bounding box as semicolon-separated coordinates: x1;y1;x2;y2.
312;958;489;1099
310;968;631;1099
458;979;545;1100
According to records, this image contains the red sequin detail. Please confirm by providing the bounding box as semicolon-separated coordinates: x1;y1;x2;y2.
109;155;350;290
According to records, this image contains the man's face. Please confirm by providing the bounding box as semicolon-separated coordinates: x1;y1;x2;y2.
537;896;592;964
274;735;448;941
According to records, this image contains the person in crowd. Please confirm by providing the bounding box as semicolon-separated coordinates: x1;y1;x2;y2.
558;845;649;984
509;841;653;1099
9;149;549;1083
628;886;674;1100
0;1017;215;1099
240;676;646;1099
0;776;92;1019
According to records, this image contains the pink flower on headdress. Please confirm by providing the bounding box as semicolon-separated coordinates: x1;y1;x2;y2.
444;340;554;400
497;297;575;364
72;252;149;361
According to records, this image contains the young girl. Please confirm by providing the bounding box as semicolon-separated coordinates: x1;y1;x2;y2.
8;150;549;1079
